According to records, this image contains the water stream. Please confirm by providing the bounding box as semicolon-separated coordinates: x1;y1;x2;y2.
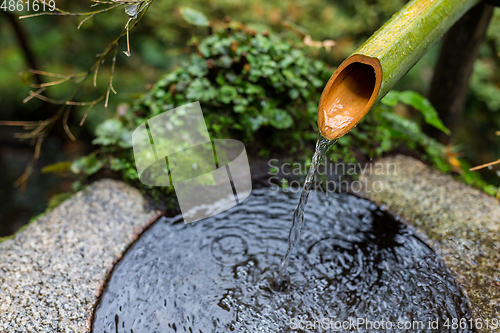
276;134;337;288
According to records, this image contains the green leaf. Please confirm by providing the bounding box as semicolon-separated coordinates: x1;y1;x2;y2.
71;155;104;176
289;88;299;100
244;83;264;96
234;105;246;113
186;78;217;102
95;119;123;136
243;114;265;132
264;108;294;129
398;91;451;135
381;90;399;107
282;69;295;81
118;131;133;149
41;161;72;174
110;158;128;171
279;55;294;68
179;7;209;27
92;119;123;146
219;85;238;104
20;72;34;86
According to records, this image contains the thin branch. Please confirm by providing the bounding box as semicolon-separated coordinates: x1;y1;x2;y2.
13;159;35;192
77;14;97;29
469;159;500;171
22;87;47;103
66;98;104;106
0;120;41;128
80;95;105;126
34;77;74;88
63;107;77;141
123;18;132;57
34;135;44;159
24;90;69;105
19;3;123;19
93;60;102;87
8;0;155;190
91;0;141;6
105;46;119;107
16;114;58;140
93;0;142;3
20;0;153;110
30;73;86;88
29;69;68;78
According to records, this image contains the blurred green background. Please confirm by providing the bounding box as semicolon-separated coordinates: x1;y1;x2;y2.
1;0;499;236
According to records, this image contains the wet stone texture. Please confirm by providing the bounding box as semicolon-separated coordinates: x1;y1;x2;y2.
0;179;160;333
358;155;500;332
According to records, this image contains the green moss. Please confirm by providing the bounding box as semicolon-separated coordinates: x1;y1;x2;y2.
0;215;39;244
47;192;74;211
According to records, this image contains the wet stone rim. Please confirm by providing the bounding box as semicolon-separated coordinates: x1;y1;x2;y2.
0;179;161;333
358;155;500;333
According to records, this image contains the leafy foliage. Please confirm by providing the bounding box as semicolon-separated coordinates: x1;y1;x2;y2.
45;14;494;201
66;22;333;201
382;90;450;135
179;7;210;26
133;24;331;149
92;119;133;148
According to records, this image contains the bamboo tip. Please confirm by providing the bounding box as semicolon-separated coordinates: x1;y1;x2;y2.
318;54;382;140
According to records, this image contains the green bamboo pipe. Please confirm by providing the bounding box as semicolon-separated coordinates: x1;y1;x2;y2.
318;0;480;140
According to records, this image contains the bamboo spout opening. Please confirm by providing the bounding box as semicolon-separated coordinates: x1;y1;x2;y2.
318;54;382;140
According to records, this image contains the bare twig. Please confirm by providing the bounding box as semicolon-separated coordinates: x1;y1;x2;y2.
105;46;119;107
77;14;97;29
63;108;77;141
13;159;35;193
4;0;155;189
80;95;105;126
19;2;123;19
14;114;58;140
30;73;87;88
469;159;500;171
34;135;44;159
24;91;71;105
123;18;132;57
22;87;47;103
0;120;41;129
29;69;68;78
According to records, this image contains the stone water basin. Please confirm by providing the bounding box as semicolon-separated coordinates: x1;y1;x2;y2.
93;188;472;332
0;155;498;333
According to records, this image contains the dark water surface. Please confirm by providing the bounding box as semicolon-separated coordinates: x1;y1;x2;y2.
93;189;473;332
